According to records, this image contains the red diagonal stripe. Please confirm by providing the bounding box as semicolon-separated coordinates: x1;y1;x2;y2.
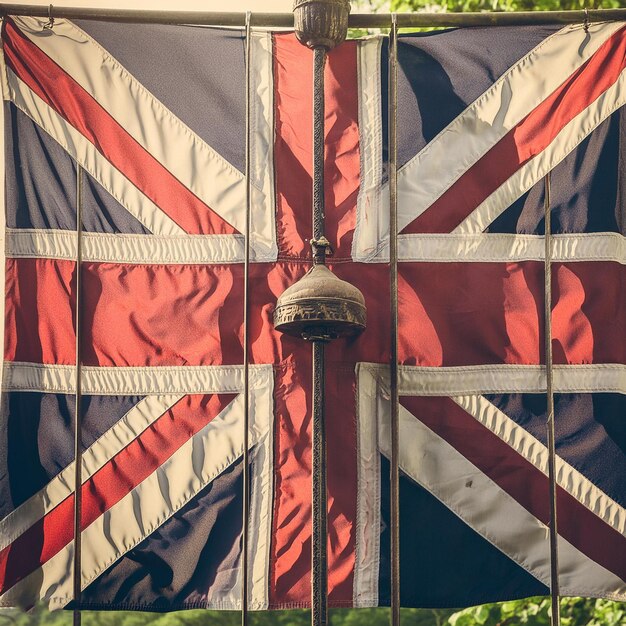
402;26;626;234
0;393;235;594
402;396;626;582
2;18;238;236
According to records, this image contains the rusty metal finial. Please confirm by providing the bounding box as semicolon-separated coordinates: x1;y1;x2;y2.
273;264;366;342
293;0;351;50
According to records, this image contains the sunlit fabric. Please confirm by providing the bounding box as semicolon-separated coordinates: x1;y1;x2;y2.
0;15;624;612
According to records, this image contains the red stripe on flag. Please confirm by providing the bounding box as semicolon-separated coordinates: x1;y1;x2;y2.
398;261;626;366
0;393;235;595
552;262;626;366
270;34;361;607
273;34;360;259
402;26;626;234
6;260;623;368
399;261;544;366
82;262;245;366
4;258;76;365
402;396;626;583
2;18;237;235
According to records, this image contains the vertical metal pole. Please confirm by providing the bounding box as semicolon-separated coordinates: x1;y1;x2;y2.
241;11;252;624
72;164;84;626
544;172;561;626
388;14;401;626
311;45;328;626
312;47;327;266
311;339;327;626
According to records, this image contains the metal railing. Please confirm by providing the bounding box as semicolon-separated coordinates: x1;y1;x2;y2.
1;4;626;26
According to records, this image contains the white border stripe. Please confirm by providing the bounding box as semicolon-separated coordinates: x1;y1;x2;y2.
0;395;183;552
395;232;626;263
247;398;274;610
358;363;626;396
353;36;384;262
381;401;626;598
396;21;624;233
6;363;622;397
249;31;278;261
13;17;243;231
10;230;624;265
0;366;274;610
5;229;248;264
353;363;381;608
1;363;273;396
455;68;626;234
453;395;626;537
7;68;185;236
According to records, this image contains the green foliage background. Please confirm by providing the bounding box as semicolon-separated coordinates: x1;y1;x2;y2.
2;0;626;625
0;598;625;626
389;0;625;13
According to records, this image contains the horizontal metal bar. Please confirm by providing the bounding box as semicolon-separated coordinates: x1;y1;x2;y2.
0;5;625;27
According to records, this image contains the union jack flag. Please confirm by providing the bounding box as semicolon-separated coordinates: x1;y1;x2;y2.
0;15;624;612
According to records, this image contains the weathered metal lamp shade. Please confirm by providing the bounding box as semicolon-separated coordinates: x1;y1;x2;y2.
274;264;366;341
293;0;351;50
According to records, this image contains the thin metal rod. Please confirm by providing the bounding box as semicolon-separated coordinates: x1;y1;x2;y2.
72;164;84;626
311;340;327;626
0;5;624;27
241;11;252;624
544;172;561;626
388;13;401;626
311;45;328;626
312;47;327;265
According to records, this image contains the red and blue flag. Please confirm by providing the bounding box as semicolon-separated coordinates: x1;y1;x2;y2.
0;15;624;611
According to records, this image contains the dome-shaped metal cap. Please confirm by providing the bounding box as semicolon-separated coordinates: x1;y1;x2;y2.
274;264;366;341
293;0;351;50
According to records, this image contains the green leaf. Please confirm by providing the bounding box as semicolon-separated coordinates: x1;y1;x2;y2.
473;605;490;625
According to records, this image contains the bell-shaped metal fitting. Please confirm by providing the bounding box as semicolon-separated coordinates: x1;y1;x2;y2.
273;264;366;342
293;0;351;50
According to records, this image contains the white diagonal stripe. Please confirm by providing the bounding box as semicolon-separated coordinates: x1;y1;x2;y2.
455;68;626;234
396;21;624;233
13;17;241;231
0;394;183;552
453;394;626;537
377;400;626;598
7;67;185;236
0;367;273;609
351;21;625;261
